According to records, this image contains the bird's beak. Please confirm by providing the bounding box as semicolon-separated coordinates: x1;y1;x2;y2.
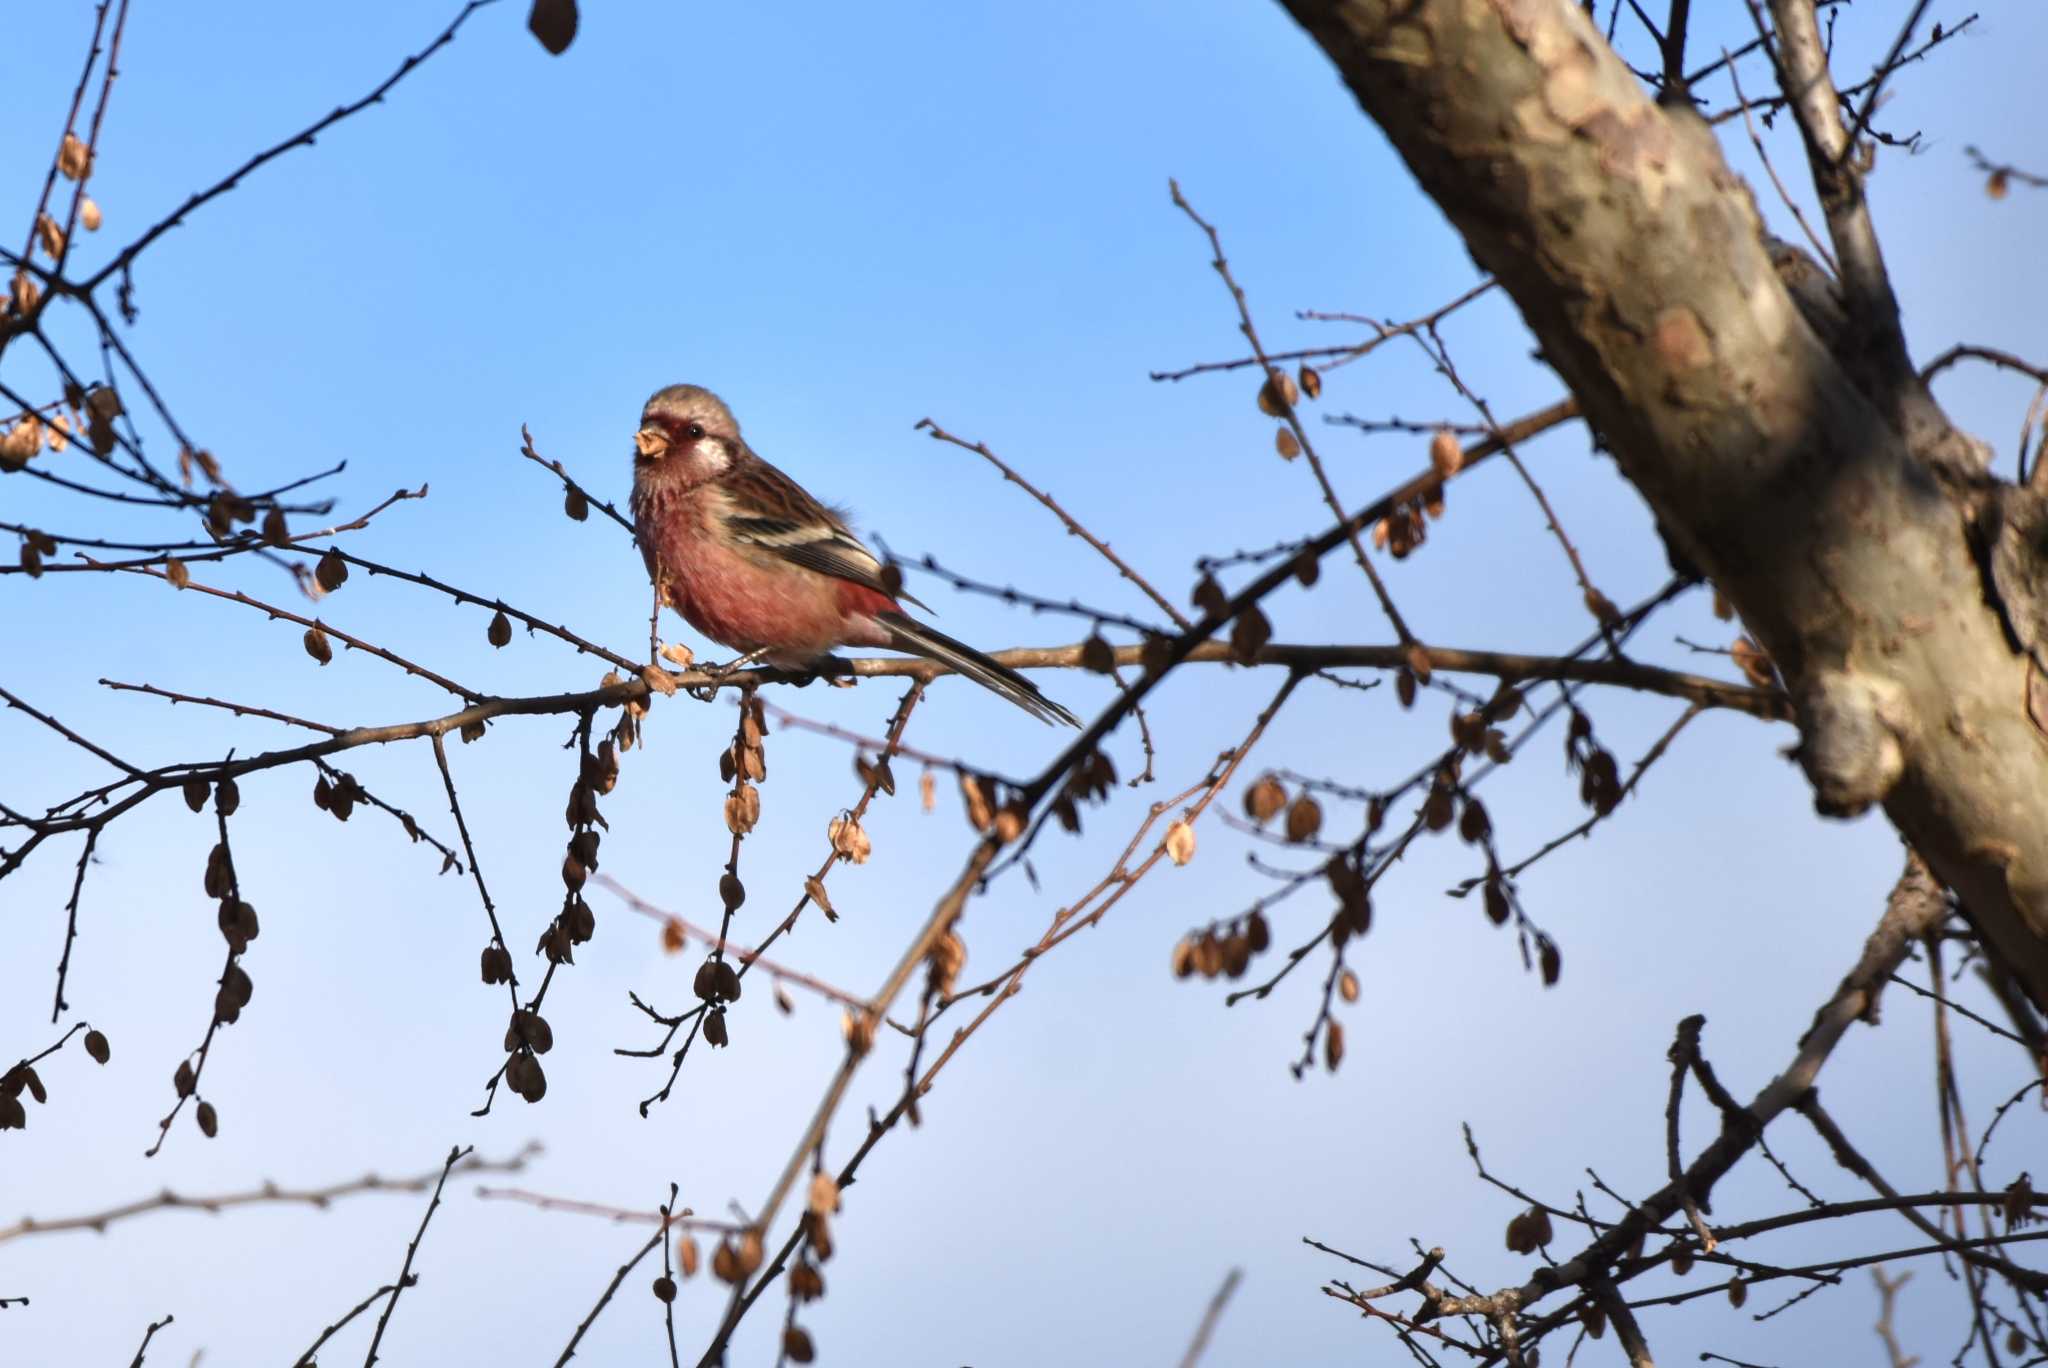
634;426;670;460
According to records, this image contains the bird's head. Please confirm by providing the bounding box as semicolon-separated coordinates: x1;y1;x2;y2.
634;384;740;485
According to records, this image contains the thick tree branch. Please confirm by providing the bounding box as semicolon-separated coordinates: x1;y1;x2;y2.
1274;0;2048;1007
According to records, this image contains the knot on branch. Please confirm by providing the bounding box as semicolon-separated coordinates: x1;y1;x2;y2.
1794;668;1908;817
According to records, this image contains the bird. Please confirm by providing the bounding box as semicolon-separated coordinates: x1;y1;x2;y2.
628;383;1079;726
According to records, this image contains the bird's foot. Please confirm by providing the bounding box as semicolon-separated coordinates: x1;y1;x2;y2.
685;648;770;702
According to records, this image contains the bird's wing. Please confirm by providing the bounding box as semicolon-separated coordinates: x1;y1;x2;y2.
719;457;930;610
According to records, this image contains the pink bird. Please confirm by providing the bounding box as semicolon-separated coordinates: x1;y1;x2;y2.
629;384;1079;726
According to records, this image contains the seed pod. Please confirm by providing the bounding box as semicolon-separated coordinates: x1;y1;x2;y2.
959;773;994;832
713;961;742;1003
704;1010;729;1048
58;133;91;181
677;1234;700;1278
262;507;290;547
1275;427;1300;460
1229;604;1271;664
174;1059;196;1097
84;1030;110;1064
215;777;241;817
652;1275;676;1303
1670;1243;1694;1276
563;486;589;521
527;0;579;54
304;627;333;665
80;197;101;231
828;814;870;863
1458;799;1491;843
1539;936;1562;987
1245;910;1271;954
1727;1277;1747;1308
1170;937;1196;979
783;1327;815;1364
1580;1301;1606;1340
1395;668;1417;709
1284;794;1322;843
1256;367;1298;415
1164;819;1196;866
1483;878;1511;926
183;777;210;813
481;944;512;984
789;1260;823;1301
196;1101;219;1138
661;920;686;954
694;959;721;1001
737;1229;764;1276
804;876;834;919
34;214;63;260
719;872;745;911
711;1239;740;1284
488;610;512;648
992;804;1025;845
1298;364;1322;400
1079;634;1115;674
808;1171;841;1216
1429;428;1463;478
1338;969;1359;1003
1243;774;1286;825
1324;1019;1345;1072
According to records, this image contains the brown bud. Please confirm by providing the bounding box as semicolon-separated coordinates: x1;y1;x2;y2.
1338;968;1359;1003
719;872;745;911
303;627;333;665
1190;575;1228;617
1324;1019;1345;1072
1989;168;2011;199
84;1030;110;1064
563;486;589;521
1539;937;1561;986
1245;909;1271;954
1457;798;1491;843
1670;1243;1694;1276
1275;426;1300;460
1164;819;1196;866
677;1234;700;1278
782;1328;815;1364
1395;668;1416;709
660;919;685;954
173;1059;196;1097
488;609;512;648
1079;634;1115;674
196;1101;219;1138
79;197;101;231
1298;364;1322;400
261;507;289;547
651;1275;676;1303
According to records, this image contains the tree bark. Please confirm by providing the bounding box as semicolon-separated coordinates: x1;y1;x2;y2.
1276;0;2048;1007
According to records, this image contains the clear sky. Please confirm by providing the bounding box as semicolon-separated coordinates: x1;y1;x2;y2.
3;1;2045;1365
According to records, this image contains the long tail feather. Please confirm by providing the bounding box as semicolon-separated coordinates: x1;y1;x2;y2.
877;612;1079;726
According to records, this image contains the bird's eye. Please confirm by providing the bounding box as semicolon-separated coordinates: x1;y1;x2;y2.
685;422;706;441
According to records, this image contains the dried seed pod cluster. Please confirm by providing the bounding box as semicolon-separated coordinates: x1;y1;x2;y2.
1170;909;1271;981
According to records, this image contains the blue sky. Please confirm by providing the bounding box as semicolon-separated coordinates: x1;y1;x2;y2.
3;1;2045;1364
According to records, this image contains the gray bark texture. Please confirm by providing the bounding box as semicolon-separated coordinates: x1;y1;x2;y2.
1277;0;2048;1008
